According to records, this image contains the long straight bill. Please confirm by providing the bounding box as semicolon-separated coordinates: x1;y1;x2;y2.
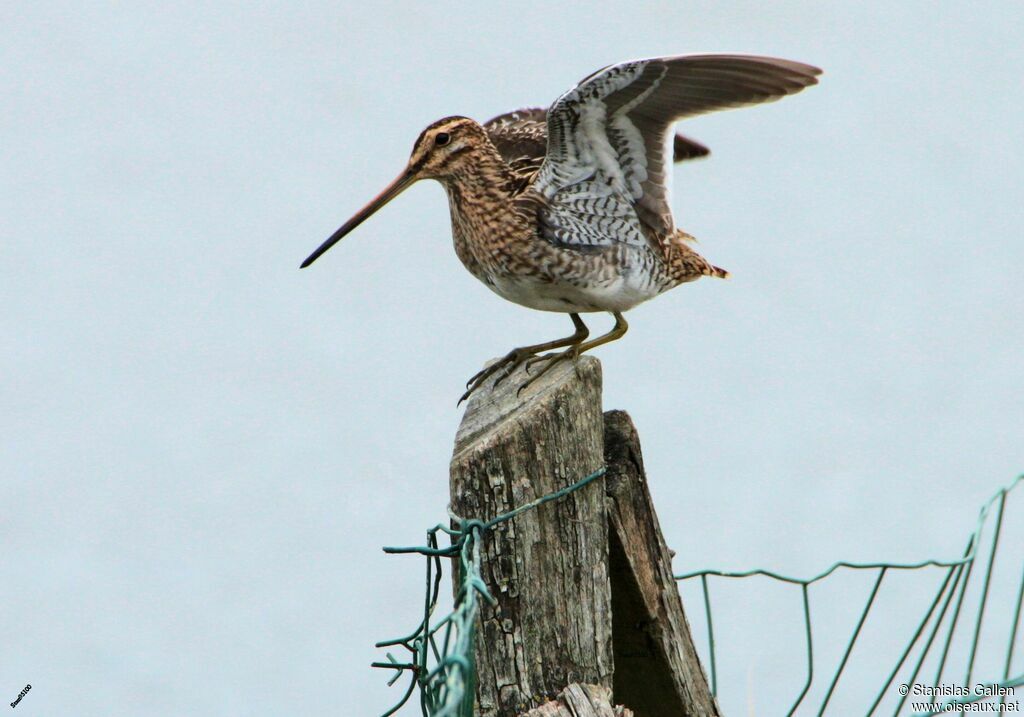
300;171;413;268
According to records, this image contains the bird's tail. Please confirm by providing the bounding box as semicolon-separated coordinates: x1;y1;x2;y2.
670;230;730;280
707;264;730;279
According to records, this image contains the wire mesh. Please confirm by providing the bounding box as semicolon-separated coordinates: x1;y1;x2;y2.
676;474;1024;716
372;467;607;717
371;470;1022;716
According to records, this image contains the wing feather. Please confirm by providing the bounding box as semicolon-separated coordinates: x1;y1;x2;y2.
483;106;712;187
530;54;821;254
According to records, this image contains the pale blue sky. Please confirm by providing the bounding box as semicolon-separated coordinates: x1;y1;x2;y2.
2;2;1022;715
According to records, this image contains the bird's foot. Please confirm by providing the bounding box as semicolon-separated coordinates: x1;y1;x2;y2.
517;346;581;396
459;348;536;405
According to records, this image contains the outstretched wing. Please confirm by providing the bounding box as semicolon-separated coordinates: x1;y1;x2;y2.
531;54;821;254
484;107;711;187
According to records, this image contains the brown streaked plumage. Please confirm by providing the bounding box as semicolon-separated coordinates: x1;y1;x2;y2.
301;54;821;402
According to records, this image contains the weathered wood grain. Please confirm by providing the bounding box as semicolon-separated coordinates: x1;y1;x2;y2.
451;358;611;717
521;683;632;717
449;359;718;717
604;410;721;717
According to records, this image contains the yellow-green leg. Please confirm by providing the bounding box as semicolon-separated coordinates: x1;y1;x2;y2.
519;311;629;394
460;313;590;404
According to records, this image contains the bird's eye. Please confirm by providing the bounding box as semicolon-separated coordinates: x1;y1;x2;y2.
435;132;451;147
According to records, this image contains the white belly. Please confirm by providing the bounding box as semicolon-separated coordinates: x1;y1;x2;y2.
488;271;661;313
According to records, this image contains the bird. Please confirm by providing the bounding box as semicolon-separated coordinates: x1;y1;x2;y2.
301;54;821;402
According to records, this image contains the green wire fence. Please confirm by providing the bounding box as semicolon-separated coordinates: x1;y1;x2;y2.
372;467;606;717
677;474;1023;716
374;472;1022;716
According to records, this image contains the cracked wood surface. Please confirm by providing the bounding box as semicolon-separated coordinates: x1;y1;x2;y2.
604;410;721;717
450;357;718;717
521;683;632;717
451;357;611;717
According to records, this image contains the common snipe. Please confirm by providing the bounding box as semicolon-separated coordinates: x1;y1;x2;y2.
301;55;821;402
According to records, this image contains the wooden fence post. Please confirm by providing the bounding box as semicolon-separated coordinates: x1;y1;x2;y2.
450;357;720;717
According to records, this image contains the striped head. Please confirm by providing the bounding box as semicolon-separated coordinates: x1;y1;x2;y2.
300;116;489;268
407;116;489;180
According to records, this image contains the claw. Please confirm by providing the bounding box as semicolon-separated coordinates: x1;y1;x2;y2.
517;347;580;396
465;364;490;389
524;352;555;371
460;349;532;404
491;362;515;389
457;314;595;407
